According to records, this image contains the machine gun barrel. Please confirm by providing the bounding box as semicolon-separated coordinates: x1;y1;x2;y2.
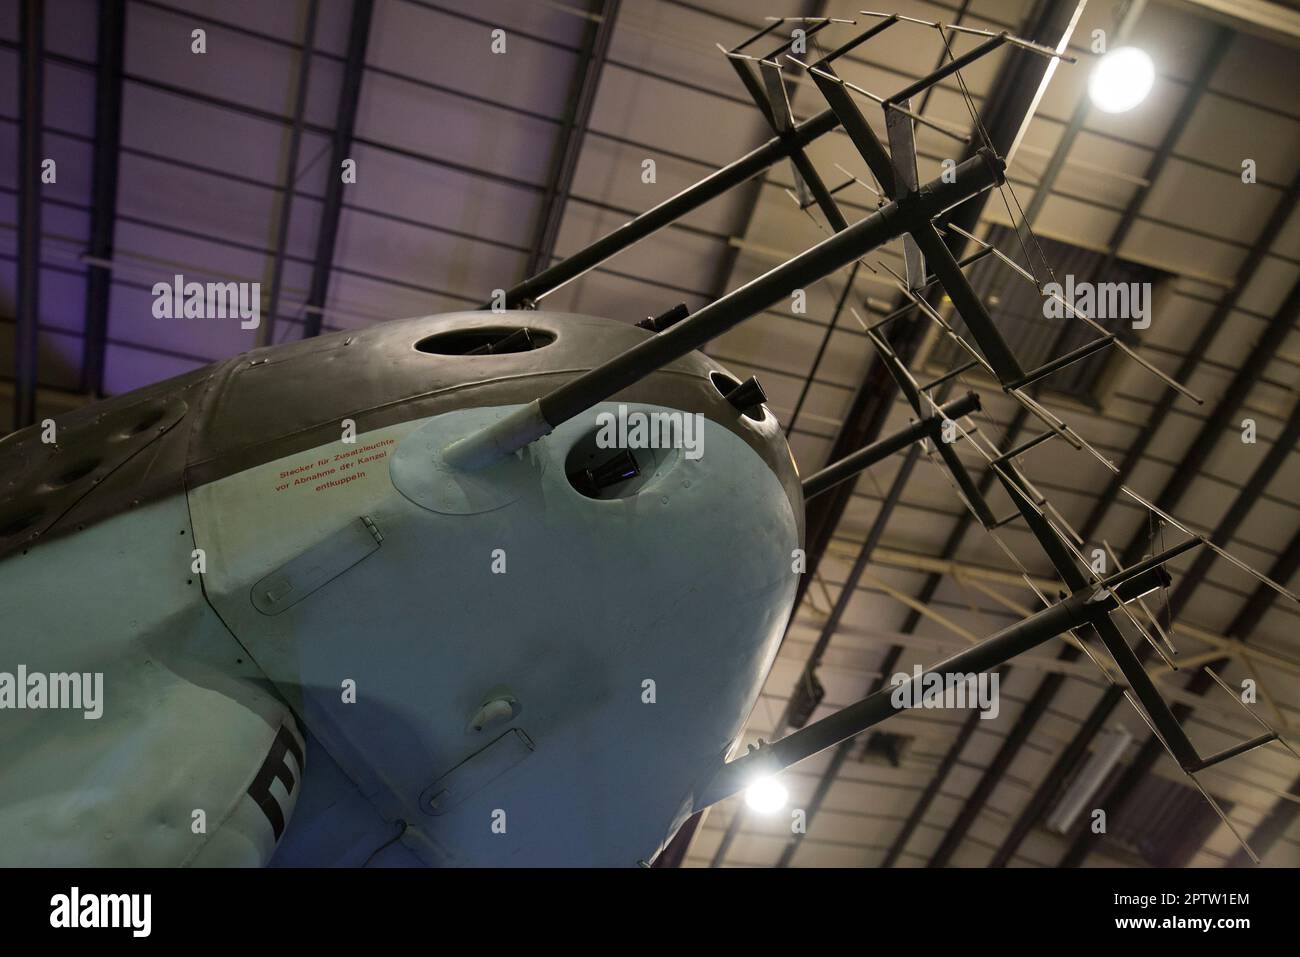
447;149;1006;469
495;108;843;310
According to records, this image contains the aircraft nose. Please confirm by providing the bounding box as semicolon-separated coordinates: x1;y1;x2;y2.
383;393;803;863
549;363;805;547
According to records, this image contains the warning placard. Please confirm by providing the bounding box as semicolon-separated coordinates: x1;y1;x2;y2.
272;438;396;494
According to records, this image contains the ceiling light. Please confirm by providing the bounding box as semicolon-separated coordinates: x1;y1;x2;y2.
1045;727;1132;833
1088;47;1155;114
744;776;788;814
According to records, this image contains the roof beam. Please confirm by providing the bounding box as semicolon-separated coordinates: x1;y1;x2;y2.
785;261;859;436
1229;771;1300;865
258;0;319;348
830;0;1090;865
13;0;43;432
1172;0;1300;48
679;1;902;869
524;0;620;280
993;270;1300;868
1058;458;1300;866
794;0;1079;616
699;555;1182;809
1084;162;1300;553
737;0;1081;869
885;670;1003;866
990;173;1300;865
681;1;883;868
1017;0;1147;227
1223;527;1300;866
702;0;830;313
917;25;1238;867
771;441;927;866
302;0;373;339
78;0;125;397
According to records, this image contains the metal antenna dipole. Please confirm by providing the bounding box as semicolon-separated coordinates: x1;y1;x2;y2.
685;10;1297;855
437;8;1297;854
698;552;1180;809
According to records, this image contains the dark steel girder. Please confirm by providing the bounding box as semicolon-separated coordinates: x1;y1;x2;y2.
787;0;1084;865
639;29;1003;863
770;441;928;867
657;2;839;866
259;0;320;349
885;668;1006;867
989;184;1300;866
699;555;1179;808
79;0;125;397
1116;286;1300;572
785;260;859;436
990;272;1300;867
991;287;1300;868
14;0;43;432
1230;771;1300;866
1084;159;1300;552
702;0;832;311
749;0;1080;870
500;107;842;311
302;0;373;339
795;0;1075;617
716;426;932;867
524;0;620;280
1225;525;1300;865
781;5;963;439
676;2;1018;860
1058;424;1300;866
916;27;1239;867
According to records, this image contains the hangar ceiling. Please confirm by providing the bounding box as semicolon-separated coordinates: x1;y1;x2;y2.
2;0;1299;867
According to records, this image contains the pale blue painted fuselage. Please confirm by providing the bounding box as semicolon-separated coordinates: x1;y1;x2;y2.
0;312;802;866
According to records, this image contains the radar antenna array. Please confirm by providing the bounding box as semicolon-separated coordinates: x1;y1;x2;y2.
455;10;1300;861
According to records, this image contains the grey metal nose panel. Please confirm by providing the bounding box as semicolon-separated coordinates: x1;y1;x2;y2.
188;401;800;866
